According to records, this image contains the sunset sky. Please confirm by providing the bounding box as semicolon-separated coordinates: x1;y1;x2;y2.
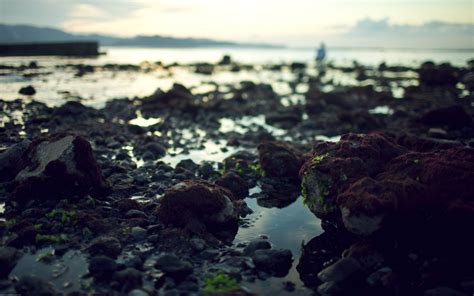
1;0;473;47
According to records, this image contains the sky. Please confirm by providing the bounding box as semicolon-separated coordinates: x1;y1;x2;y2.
1;0;473;48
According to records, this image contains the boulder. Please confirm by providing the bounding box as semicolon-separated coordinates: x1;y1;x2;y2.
215;171;249;199
300;132;474;236
154;180;241;238
258;141;304;180
300;133;403;218
12;134;110;202
420;105;472;129
141;83;196;112
418;62;459;88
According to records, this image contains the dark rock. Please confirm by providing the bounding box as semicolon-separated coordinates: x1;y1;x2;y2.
258;141;303;180
243;239;271;256
19;85;36;95
0;139;30;182
420;105;472;129
419;62;459;88
89;255;117;280
154;180;241;239
131;227;147;241
0;247;20;278
252;249;293;277
143;142;166;158
142;83;196;112
215;171;249;199
12;134;110;202
115;268;143;292
87;236;122;258
219;55;232;65
155;253;193;280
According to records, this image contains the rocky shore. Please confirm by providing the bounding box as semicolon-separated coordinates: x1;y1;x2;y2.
1;57;473;295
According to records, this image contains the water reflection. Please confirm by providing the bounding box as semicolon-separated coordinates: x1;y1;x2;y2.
235;195;322;294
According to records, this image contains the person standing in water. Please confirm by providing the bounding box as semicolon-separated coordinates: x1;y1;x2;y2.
316;42;326;62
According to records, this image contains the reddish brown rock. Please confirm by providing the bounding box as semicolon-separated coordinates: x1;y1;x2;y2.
301;132;474;236
12;134;110;202
258;141;304;180
300;133;404;218
215;171;249;200
154;180;241;239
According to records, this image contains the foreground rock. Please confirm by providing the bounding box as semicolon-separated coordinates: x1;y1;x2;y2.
154;180;242;240
11;134;110;202
258;141;304;181
300;133;474;235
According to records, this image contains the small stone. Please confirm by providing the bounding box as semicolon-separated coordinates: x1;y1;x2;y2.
243;239;271;256
89;256;118;280
252;249;293;277
131;227;147;241
19;85;36;95
88;236;122;258
155;253;193;280
115;268;143;292
189;238;206;251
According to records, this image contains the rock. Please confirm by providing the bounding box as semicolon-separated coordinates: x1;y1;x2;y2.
318;257;362;283
420;105;472;129
142;142;166;159
19;85;36;95
53;101;97;118
87;236;122;258
0;139;30;182
0;247;20;278
252;249;293;277
419;62;459;88
15;275;57;295
338;147;474;235
131;227;147;241
155;253;193;280
189;238;206;251
243;239;271;256
115;268;143;292
195;63;214;75
154;180;240;239
89;255;117;280
300;133;403;219
258;141;303;180
142;83;196;112
215;171;249;199
12;134;110;202
424;287;468;296
219;55;232;65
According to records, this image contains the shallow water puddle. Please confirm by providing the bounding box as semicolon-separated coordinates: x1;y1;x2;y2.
219;115;287;137
10;247;89;293
162;139;240;167
369;105;395;115
129;111;162;127
235;188;323;295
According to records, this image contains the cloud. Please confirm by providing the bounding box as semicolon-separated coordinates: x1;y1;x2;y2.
325;18;474;49
70;4;107;19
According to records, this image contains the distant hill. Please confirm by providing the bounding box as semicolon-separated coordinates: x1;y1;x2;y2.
0;24;281;48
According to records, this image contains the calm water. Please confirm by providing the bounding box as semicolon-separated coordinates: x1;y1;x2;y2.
1;46;473;66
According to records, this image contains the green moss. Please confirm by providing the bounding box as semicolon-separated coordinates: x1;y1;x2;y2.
5;219;17;227
311;153;329;164
46;209;76;224
86;196;96;207
34;224;43;231
231;162;264;177
203;273;239;294
35;234;70;243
